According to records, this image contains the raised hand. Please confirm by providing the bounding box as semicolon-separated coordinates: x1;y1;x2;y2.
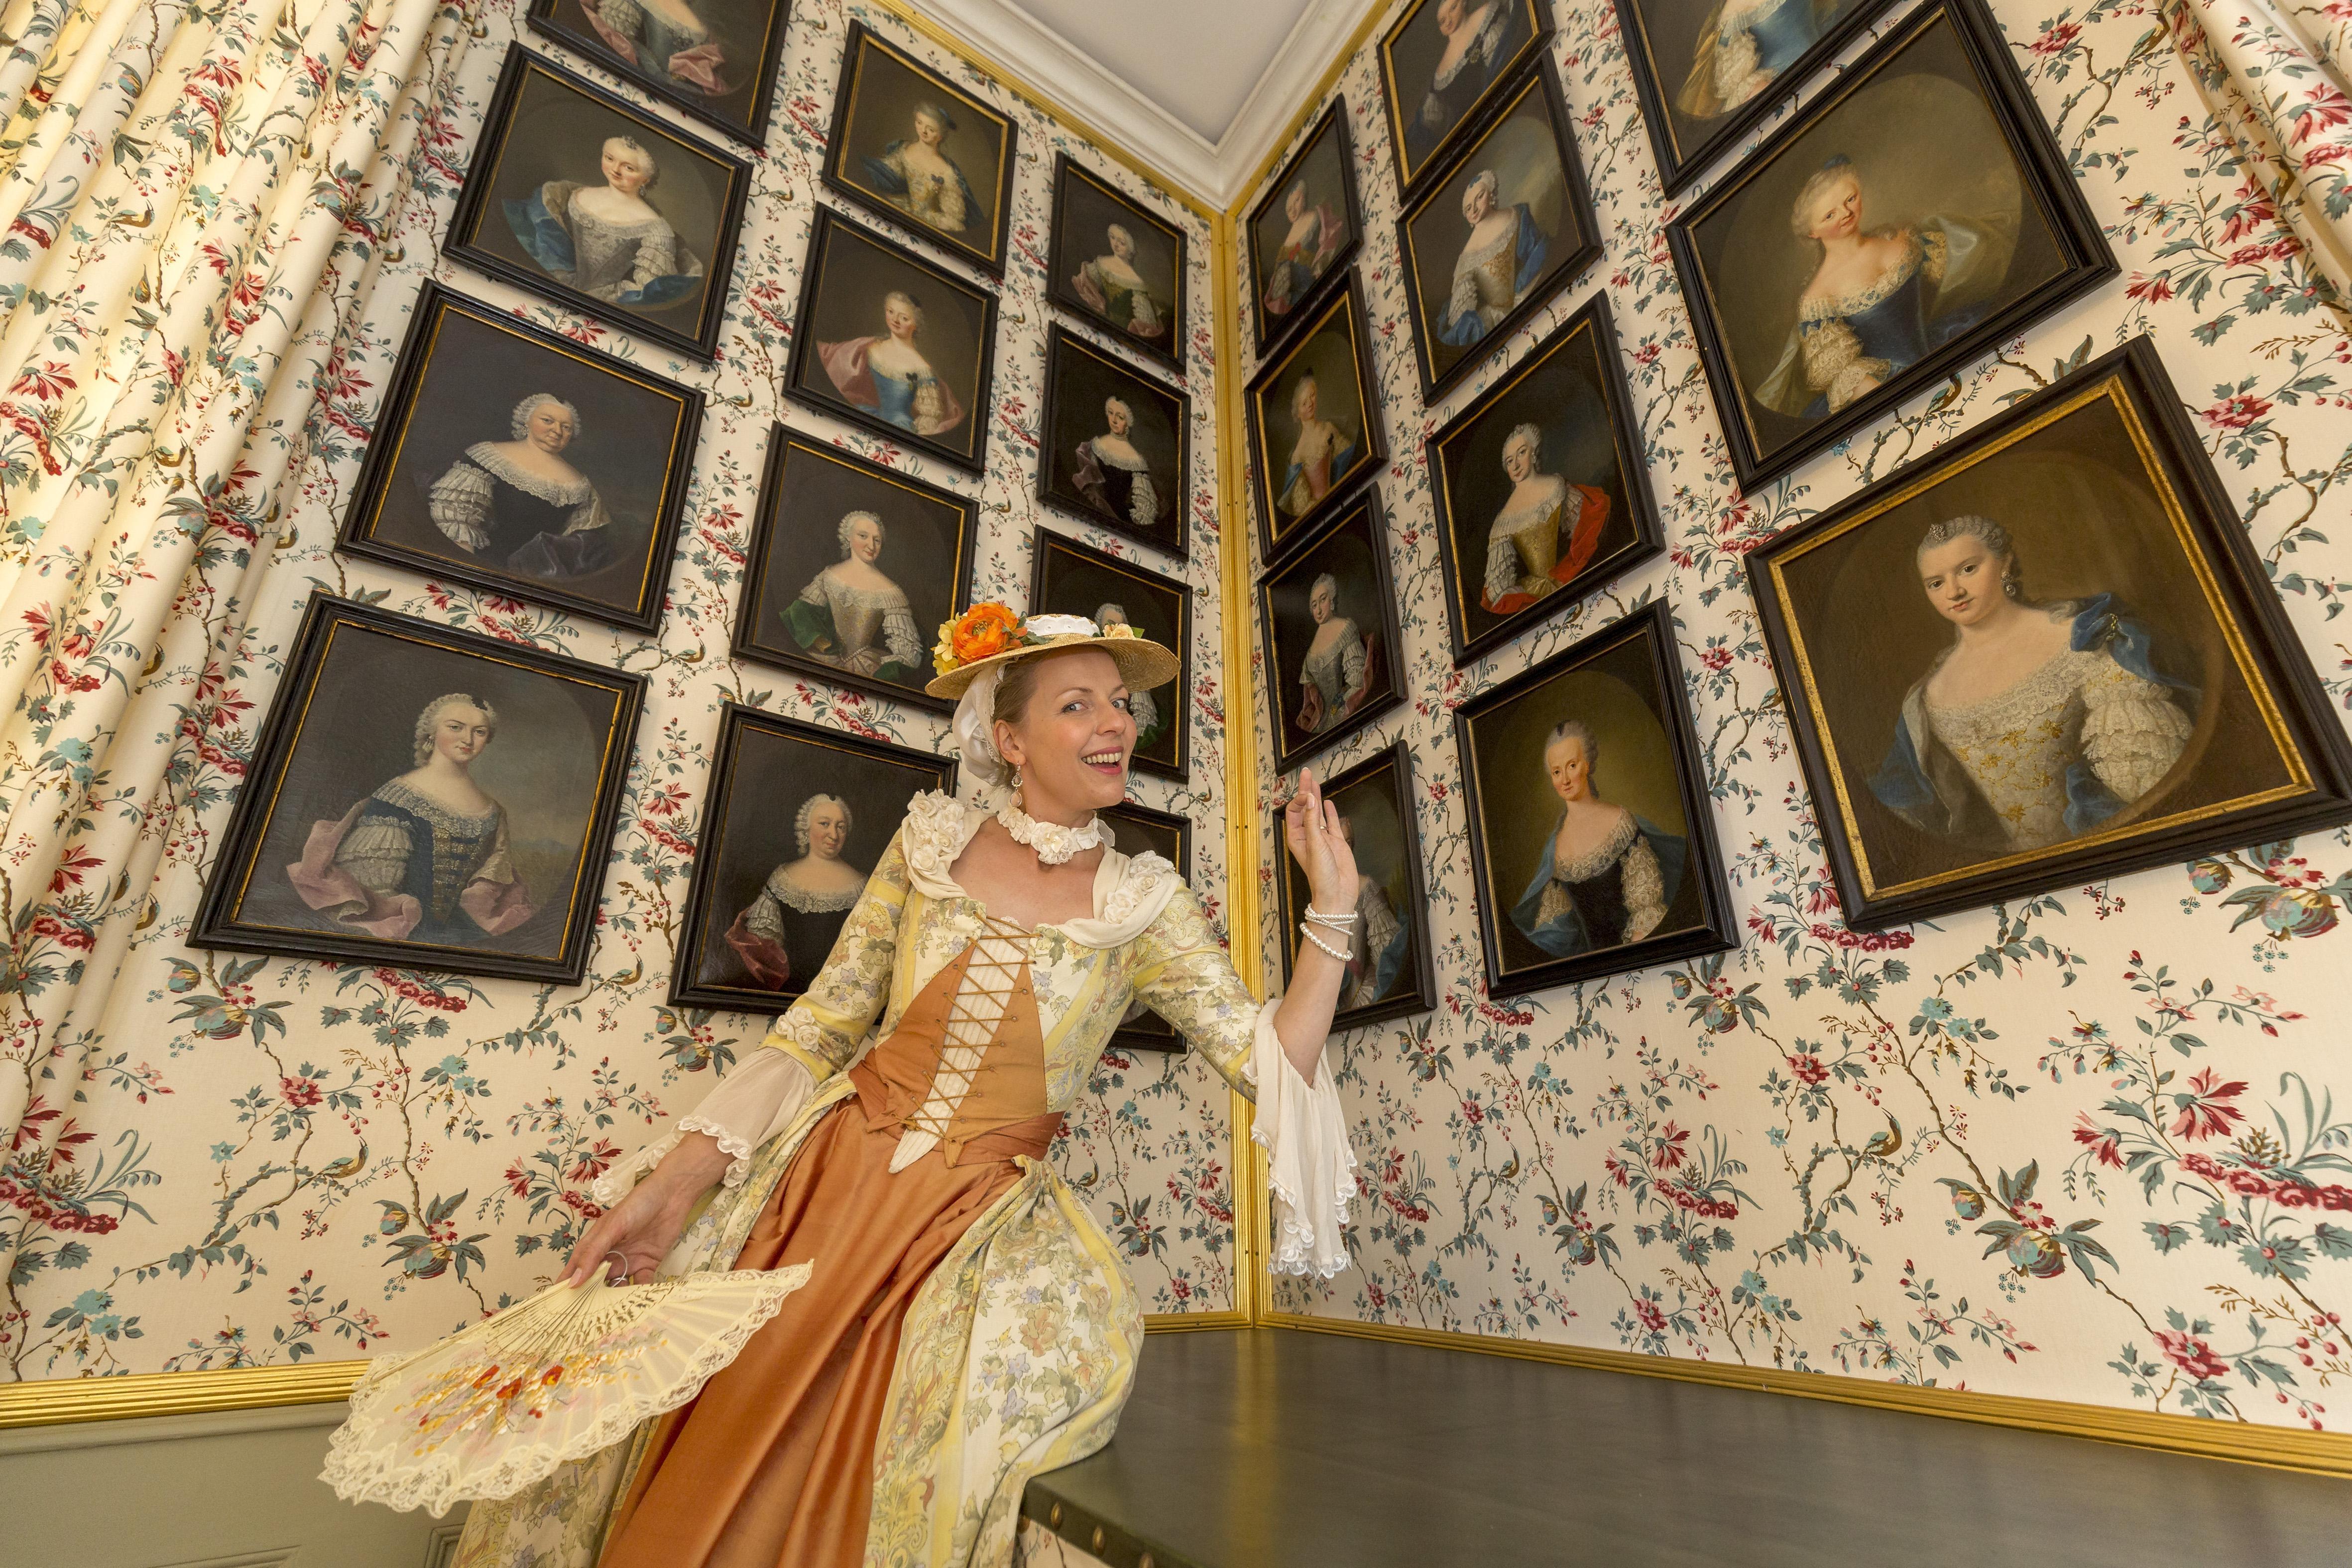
1281;765;1359;914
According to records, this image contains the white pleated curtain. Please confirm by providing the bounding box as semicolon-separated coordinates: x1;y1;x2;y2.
2166;0;2352;305
0;0;467;1170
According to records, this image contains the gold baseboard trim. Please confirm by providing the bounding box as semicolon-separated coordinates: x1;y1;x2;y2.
1259;1312;2352;1479
0;1359;368;1430
1144;1309;1252;1334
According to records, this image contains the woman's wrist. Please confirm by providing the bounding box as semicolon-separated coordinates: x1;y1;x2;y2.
646;1129;732;1199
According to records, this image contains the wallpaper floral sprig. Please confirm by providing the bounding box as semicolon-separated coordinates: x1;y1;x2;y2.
1;0;1240;1385
1254;0;2352;1431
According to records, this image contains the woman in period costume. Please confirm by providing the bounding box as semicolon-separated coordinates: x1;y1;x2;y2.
502;134;706;309
1092;603;1163;749
819;288;967;438
1755;155;2014;420
575;0;731;101
1333;814;1409;1011
1440;169;1549;351
1277;373;1359;519
1263;180;1344;319
455;604;1362;1568
861;101;983;238
1869;514;2196;854
1510;718;1686;959
1406;0;1526;166
1071;397;1164;533
724;795;867;991
425;393;618;580
1676;0;1834;121
1296;573;1372;735
784;510;926;683
1071;223;1171;346
1481;423;1609;615
286;693;535;945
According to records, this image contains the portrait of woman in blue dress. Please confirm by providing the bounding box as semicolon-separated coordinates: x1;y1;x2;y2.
1439;169;1549;351
816;288;967;439
859;101;982;240
1754;154;2011;421
501;134;706;311
1509;718;1687;959
1676;0;1842;122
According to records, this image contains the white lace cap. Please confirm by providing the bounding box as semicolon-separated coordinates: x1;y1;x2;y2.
952;664;1014;803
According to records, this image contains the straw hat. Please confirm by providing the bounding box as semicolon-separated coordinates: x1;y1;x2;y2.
925;603;1179;699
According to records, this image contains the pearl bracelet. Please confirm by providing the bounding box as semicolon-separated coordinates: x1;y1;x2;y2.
1303;903;1357;927
1299;922;1351;962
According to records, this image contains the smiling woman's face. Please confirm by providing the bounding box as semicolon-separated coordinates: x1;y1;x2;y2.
525;402;575;454
1309;582;1335;623
434;705;494;768
996;648;1136;816
1502;433;1535;482
1805;174;1863;243
601;139;652;195
914;110;945;147
848;516;883;564
805;801;851;860
884;295;920;340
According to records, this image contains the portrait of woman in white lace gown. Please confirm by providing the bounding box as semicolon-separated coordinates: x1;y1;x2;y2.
1261;493;1403;768
1049;158;1188;369
783;511;925;685
502;133;706;310
423;393;617;581
825;24;1014;270
1040;327;1189;553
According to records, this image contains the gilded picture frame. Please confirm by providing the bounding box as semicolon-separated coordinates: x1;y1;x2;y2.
1036;324;1193;562
821;21;1018;277
1378;0;1551;196
1244;98;1364;361
1244;272;1387;563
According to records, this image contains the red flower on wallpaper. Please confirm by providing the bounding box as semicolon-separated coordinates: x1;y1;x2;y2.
2170;1070;2248;1141
2154;1327;2231;1382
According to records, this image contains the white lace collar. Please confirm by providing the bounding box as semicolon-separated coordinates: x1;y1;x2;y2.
897;791;1179;947
996;798;1106;864
463;442;596;507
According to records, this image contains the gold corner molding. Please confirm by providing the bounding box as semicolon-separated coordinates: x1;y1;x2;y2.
0;1359;367;1431
1260;1313;2352;1479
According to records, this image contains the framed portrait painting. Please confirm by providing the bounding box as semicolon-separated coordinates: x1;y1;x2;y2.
1426;294;1662;664
1256;482;1406;773
525;0;793;148
784;206;1001;475
1454;601;1737;995
671;705;955;1014
1277;740;1438;1031
731;428;979;714
1379;0;1550;195
822;22;1017;276
1100;799;1193;1053
1244;99;1363;360
1245;273;1386;563
338;281;703;635
192;596;647;985
1666;0;2115;489
1396;57;1601;400
1747;337;2352;929
444;46;751;361
1037;325;1192;560
1028;531;1192;783
1614;0;1897;194
1046;155;1189;375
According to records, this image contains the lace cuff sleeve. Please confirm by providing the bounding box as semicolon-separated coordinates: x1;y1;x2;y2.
588;1048;817;1208
1246;1001;1359;1279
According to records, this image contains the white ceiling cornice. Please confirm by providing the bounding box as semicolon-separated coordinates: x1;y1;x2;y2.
914;0;1384;211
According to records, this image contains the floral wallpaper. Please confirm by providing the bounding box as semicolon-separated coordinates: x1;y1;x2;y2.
3;0;1241;1385
1253;0;2352;1432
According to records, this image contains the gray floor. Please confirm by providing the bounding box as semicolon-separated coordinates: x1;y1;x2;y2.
1024;1327;2352;1567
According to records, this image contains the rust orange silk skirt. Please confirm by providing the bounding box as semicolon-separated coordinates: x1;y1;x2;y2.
595;1096;1024;1568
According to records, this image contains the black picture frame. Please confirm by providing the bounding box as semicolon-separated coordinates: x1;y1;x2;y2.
1452;600;1738;996
1394;55;1602;402
730;426;980;715
1615;0;1899;195
1276;739;1439;1031
1745;337;2352;930
1028;530;1193;783
1101;798;1194;1054
524;0;793;149
443;45;752;362
191;595;647;985
670;704;956;1015
821;21;1019;277
336;280;705;635
1244;98;1365;362
1045;154;1190;376
1665;0;2117;491
1256;480;1408;773
1036;324;1193;561
1425;293;1663;665
1378;0;1551;197
1244;271;1387;564
782;205;1002;476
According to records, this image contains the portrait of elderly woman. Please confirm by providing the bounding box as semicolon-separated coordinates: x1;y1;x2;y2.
1398;63;1597;395
1258;485;1405;769
1670;2;2113;483
528;0;792;144
824;23;1016;272
720;794;869;991
195;598;644;983
450;50;748;359
1247;100;1361;353
340;283;703;634
1747;340;2352;928
735;430;977;713
1381;0;1544;188
1249;278;1383;555
1039;326;1192;557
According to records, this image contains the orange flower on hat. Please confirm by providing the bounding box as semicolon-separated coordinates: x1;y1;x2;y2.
949;602;1021;666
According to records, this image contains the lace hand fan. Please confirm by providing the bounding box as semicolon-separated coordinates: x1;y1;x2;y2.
321;1260;811;1517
